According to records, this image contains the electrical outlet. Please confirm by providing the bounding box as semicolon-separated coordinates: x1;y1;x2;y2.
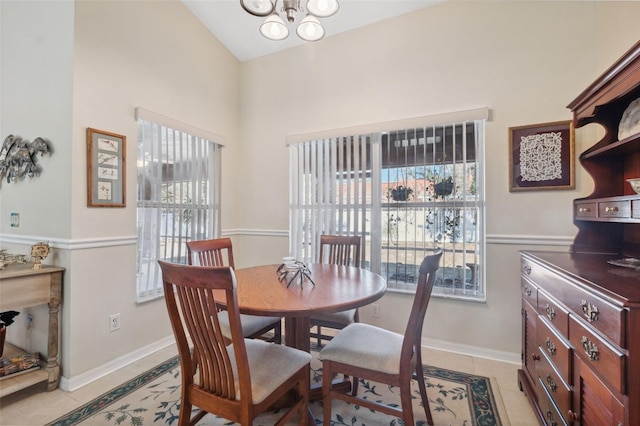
110;313;121;332
10;213;19;227
372;303;380;318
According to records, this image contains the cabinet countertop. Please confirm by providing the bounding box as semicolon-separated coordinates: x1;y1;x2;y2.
522;250;640;307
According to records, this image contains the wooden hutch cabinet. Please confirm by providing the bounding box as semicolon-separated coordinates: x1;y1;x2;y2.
518;41;640;425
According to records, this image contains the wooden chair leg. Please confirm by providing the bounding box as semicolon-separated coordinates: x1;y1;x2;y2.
275;322;282;344
351;375;359;396
322;361;333;426
178;399;192;426
400;380;415;426
316;325;322;348
415;351;434;425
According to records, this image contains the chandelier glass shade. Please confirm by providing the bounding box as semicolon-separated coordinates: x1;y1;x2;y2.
260;13;289;40
241;0;338;41
306;0;339;17
240;0;274;16
296;15;324;41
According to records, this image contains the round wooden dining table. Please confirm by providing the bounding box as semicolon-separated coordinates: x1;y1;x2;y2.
216;263;387;353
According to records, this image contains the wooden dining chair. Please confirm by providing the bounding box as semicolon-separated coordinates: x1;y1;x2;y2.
186;238;282;344
158;261;311;426
310;235;362;348
318;250;443;426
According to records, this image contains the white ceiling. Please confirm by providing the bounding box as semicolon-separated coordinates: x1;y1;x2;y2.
182;0;440;62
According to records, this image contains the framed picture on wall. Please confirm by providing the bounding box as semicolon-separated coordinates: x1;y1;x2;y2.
508;120;575;192
87;127;126;207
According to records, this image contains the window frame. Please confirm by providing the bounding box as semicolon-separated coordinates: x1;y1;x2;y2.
135;108;223;302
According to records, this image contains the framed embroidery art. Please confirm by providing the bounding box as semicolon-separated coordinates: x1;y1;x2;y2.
508;120;574;192
87;128;126;207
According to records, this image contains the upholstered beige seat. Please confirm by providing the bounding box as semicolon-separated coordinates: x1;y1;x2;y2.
187;238;282;344
310;234;361;348
158;260;311;426
319;250;443;426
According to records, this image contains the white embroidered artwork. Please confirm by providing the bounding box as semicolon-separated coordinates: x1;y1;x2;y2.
519;131;563;181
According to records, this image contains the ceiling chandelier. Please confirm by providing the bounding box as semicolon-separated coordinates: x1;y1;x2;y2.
240;0;339;42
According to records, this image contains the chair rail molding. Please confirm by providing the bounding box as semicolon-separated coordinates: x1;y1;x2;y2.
223;229;574;247
0;234;137;250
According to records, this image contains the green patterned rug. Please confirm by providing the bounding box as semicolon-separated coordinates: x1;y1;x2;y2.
48;351;507;426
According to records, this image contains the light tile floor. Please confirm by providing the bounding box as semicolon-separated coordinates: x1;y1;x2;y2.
0;345;539;425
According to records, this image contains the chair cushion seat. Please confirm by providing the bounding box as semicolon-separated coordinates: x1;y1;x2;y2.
310;308;356;325
218;311;280;339
230;339;311;404
318;323;403;375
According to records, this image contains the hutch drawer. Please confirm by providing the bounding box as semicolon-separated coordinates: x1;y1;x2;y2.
576;202;597;218
537;289;569;338
537;350;572;425
537;380;568;426
562;288;624;349
598;201;630;219
522;276;538;308
569;316;625;394
537;318;571;382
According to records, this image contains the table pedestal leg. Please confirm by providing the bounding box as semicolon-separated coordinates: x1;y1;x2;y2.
283;316;351;401
284;316;310;352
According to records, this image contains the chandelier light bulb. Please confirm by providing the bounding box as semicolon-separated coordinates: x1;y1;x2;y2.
296;14;325;41
306;0;339;18
240;0;274;16
260;13;289;40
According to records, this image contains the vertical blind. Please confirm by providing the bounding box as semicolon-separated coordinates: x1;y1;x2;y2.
136;112;222;302
289;134;374;265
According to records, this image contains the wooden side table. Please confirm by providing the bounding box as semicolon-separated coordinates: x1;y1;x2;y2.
0;264;64;397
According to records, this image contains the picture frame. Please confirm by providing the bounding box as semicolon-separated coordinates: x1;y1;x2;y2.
87;128;126;207
508;120;575;192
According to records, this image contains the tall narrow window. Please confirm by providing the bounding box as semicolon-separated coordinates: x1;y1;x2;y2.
289;111;486;301
136;109;222;302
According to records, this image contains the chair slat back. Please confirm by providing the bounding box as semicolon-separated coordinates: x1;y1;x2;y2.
319;235;361;267
158;261;249;401
401;250;443;361
187;238;235;268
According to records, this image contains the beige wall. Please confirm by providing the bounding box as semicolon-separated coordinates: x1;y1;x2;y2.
1;0;640;387
1;0;241;386
237;1;640;358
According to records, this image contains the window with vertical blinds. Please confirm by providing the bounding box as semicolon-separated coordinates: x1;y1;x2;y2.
135;109;222;302
288;110;486;300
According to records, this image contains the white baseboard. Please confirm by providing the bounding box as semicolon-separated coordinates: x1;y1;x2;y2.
59;336;176;392
422;337;521;365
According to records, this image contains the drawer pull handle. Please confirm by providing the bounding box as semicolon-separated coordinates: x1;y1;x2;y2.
524;285;532;297
567;410;580;422
578;207;591;213
523;265;531;275
546;410;558;426
580;299;599;322
605;206;619;214
581;336;599;361
545;304;555;321
546;374;557;392
545;338;556;356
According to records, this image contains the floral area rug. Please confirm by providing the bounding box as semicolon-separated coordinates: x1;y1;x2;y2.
48;350;508;426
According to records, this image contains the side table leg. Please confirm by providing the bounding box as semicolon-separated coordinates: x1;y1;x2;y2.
46;272;62;391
